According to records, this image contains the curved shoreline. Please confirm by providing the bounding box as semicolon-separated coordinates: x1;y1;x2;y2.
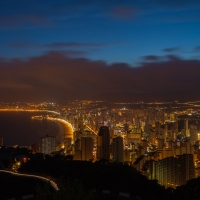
46;117;74;142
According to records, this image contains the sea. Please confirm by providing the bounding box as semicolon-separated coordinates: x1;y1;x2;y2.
0;111;63;147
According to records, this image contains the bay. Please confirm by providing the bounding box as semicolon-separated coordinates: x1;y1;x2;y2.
0;111;63;146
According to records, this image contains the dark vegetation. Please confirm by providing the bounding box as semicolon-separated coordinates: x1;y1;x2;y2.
19;159;173;200
1;147;200;200
175;177;200;200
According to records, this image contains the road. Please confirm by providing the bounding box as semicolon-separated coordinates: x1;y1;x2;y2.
0;169;59;191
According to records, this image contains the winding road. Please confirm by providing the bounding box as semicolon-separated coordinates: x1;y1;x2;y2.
0;169;59;191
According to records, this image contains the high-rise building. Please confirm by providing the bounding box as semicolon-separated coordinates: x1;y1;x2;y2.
167;122;178;141
112;136;124;162
148;129;156;145
97;126;110;160
41;135;56;154
124;149;135;163
81;137;94;161
31;144;36;153
127;128;141;144
190;125;198;145
148;154;194;188
75;139;81;150
155;138;164;149
134;116;140;129
155;122;161;134
185;120;190;137
74;130;82;141
74;139;82;160
0;137;3;147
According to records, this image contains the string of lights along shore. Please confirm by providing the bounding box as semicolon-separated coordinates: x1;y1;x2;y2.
1;100;200;189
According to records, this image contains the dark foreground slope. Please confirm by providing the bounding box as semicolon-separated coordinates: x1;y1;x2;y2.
19;159;173;200
0;171;49;199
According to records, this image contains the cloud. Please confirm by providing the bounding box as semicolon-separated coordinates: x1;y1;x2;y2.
0;0;141;31
0;52;200;103
111;6;136;19
153;0;200;7
141;54;182;62
10;42;88;56
42;42;122;49
0;0;134;30
0;14;50;29
166;54;182;61
9;41;126;58
60;50;87;57
142;55;160;61
10;41;124;49
193;46;200;52
163;47;180;53
54;0;200;9
10;42;37;48
1;0;199;31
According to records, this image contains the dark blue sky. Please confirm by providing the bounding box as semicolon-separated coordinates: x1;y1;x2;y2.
0;0;200;103
1;0;200;64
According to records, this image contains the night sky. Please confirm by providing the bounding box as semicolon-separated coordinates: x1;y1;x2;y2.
1;0;200;103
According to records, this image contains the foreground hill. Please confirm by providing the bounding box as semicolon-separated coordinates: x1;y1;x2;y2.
19;159;173;200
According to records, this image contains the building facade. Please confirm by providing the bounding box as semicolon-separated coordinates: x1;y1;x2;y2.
41;135;56;154
147;154;194;188
112;136;124;162
97;126;110;160
81;137;94;161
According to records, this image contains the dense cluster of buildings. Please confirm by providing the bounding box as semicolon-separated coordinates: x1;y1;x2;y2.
53;101;200;188
1;100;200;188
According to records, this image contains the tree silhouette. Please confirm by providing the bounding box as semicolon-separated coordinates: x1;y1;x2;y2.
35;177;94;200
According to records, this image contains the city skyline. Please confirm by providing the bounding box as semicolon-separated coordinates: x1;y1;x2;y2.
1;99;200;198
1;0;200;103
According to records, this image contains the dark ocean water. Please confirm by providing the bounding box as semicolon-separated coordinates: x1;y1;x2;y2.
0;111;62;146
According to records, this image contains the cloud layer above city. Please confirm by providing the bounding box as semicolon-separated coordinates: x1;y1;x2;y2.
0;52;199;103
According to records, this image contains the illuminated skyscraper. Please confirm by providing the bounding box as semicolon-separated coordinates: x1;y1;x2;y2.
112;136;124;162
148;154;194;187
31;143;36;153
74;139;81;160
155;122;161;134
97;126;110;160
185;120;190;137
190;125;198;145
41;135;56;154
81;137;94;161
